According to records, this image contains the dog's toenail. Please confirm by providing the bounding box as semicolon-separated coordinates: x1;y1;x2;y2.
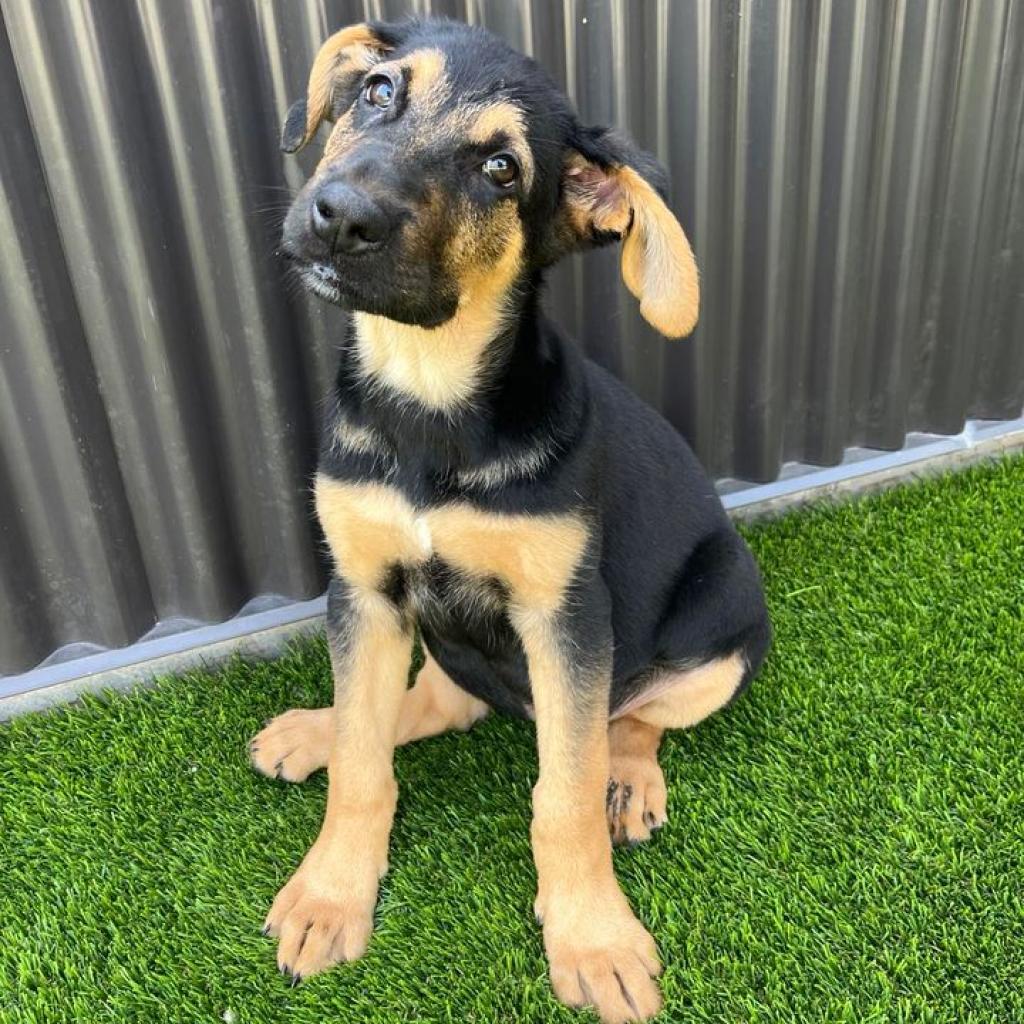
290;973;302;987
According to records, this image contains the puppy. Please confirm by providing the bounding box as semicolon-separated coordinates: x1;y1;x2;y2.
252;17;770;1023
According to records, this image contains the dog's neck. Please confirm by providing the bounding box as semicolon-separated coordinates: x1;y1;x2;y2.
332;268;583;482
352;299;515;413
327;272;585;487
352;239;526;414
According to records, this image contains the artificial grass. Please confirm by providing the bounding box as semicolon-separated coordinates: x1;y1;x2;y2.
2;456;1023;1024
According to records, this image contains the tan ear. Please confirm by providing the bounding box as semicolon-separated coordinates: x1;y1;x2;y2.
564;158;699;338
282;24;390;154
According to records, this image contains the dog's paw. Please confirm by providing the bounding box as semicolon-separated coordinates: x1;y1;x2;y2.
544;899;662;1023
249;708;331;783
263;842;384;981
606;753;668;845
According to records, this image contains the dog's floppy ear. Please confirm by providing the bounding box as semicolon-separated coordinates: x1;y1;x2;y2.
562;127;699;338
280;22;399;154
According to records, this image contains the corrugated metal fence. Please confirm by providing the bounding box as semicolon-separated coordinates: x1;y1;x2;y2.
2;0;1023;681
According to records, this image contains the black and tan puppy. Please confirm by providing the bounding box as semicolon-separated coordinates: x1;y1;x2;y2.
251;17;770;1023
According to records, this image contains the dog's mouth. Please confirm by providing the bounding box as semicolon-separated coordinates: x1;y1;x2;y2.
301;261;343;303
277;246;343;304
278;244;460;327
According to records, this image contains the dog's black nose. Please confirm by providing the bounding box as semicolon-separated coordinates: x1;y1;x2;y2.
310;181;390;254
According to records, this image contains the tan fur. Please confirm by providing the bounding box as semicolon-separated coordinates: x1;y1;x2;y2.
563;156;700;339
520;617;663;1024
353;218;524;410
315;474;588;611
396;652;491;744
300;45;531;414
263;584;411;979
328;413;390;464
273;24;714;1019
467;101;535;191
626;653;746;730
517;617;613;906
251;707;332;783
250;652;489;782
340;48;450;155
317;48;445;166
301;39;448;161
468;101;526;144
267;476;599;983
432;507;588;612
315;476;431;590
445;199;521;278
606;717;666;845
455;441;554;491
267;445;439;973
405;48;448;112
302;24;386;151
617;166;700;339
564;154;633;237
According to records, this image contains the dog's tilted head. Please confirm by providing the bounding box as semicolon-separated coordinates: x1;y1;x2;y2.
279;17;699;338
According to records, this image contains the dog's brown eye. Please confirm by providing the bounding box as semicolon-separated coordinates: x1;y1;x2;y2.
365;75;394;109
482;154;519;188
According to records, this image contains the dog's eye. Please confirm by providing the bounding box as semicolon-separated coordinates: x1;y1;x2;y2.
482;154;519;188
364;75;395;109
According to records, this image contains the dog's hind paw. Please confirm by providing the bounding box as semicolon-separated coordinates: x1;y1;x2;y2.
606;754;668;846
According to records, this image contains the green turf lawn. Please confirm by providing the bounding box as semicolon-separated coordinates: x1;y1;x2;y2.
2;456;1023;1024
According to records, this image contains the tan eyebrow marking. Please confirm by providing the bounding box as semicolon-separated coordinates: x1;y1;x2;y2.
406;48;448;111
468;101;526;144
467;101;534;191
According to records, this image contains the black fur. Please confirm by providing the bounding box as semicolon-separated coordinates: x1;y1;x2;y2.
280;98;308;154
318;302;770;717
284;17;770;719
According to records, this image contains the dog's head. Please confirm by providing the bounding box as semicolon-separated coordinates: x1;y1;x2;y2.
279;18;698;338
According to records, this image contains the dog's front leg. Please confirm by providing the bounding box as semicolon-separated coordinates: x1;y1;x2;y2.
264;576;412;981
516;604;662;1023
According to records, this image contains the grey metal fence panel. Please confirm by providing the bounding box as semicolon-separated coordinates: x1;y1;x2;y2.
1;0;1022;677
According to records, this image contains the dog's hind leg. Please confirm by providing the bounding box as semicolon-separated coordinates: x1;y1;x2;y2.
606;653;748;844
605;717;666;846
249;651;489;782
395;651;491;744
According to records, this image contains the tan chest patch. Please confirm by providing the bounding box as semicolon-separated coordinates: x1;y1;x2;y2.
315;475;588;610
315;476;432;590
427;506;587;612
